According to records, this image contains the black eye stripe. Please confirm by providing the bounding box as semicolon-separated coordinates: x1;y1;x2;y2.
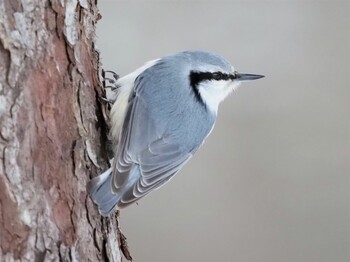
190;71;236;87
189;71;236;106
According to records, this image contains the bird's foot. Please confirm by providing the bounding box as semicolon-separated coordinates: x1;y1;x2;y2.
100;69;120;105
99;96;114;105
102;69;120;91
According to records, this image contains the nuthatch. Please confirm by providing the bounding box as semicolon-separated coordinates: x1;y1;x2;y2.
88;51;264;216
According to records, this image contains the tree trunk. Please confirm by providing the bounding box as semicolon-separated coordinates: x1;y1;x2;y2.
0;0;122;261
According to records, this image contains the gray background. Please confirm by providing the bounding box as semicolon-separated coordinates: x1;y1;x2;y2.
97;1;350;262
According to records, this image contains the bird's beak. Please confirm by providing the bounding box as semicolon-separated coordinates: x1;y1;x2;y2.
236;73;265;81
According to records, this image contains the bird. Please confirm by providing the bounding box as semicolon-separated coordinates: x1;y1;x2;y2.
87;50;264;216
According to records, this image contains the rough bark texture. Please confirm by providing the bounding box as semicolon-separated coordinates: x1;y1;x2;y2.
0;0;122;261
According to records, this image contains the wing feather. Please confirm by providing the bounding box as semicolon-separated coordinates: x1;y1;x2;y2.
111;92;194;206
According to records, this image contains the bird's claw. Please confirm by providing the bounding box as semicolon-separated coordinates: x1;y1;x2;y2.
102;69;120;90
102;70;119;81
100;69;119;105
99;96;114;105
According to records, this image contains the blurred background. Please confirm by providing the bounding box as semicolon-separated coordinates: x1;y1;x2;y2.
97;1;350;261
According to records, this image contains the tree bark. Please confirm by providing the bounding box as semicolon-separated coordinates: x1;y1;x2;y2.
0;0;122;261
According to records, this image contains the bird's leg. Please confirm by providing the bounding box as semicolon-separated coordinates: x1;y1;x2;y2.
99;69;120;127
102;69;120;91
102;70;119;81
100;69;120;104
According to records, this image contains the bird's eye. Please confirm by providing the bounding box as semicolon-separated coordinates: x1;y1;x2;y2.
212;72;222;80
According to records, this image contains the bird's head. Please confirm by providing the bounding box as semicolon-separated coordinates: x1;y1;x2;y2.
183;51;264;113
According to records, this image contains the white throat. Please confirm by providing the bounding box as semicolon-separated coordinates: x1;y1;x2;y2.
198;80;240;113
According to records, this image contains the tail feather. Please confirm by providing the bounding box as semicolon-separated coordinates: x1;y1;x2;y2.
87;168;120;217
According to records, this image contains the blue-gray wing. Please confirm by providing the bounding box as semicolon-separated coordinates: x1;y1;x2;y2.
111;91;195;207
118;137;193;207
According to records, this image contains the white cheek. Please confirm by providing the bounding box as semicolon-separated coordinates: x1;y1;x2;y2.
198;80;239;113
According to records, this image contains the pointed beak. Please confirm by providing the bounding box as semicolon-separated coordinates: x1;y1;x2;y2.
236;73;265;81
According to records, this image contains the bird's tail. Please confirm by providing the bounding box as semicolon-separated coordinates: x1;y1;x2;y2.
87;168;120;217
